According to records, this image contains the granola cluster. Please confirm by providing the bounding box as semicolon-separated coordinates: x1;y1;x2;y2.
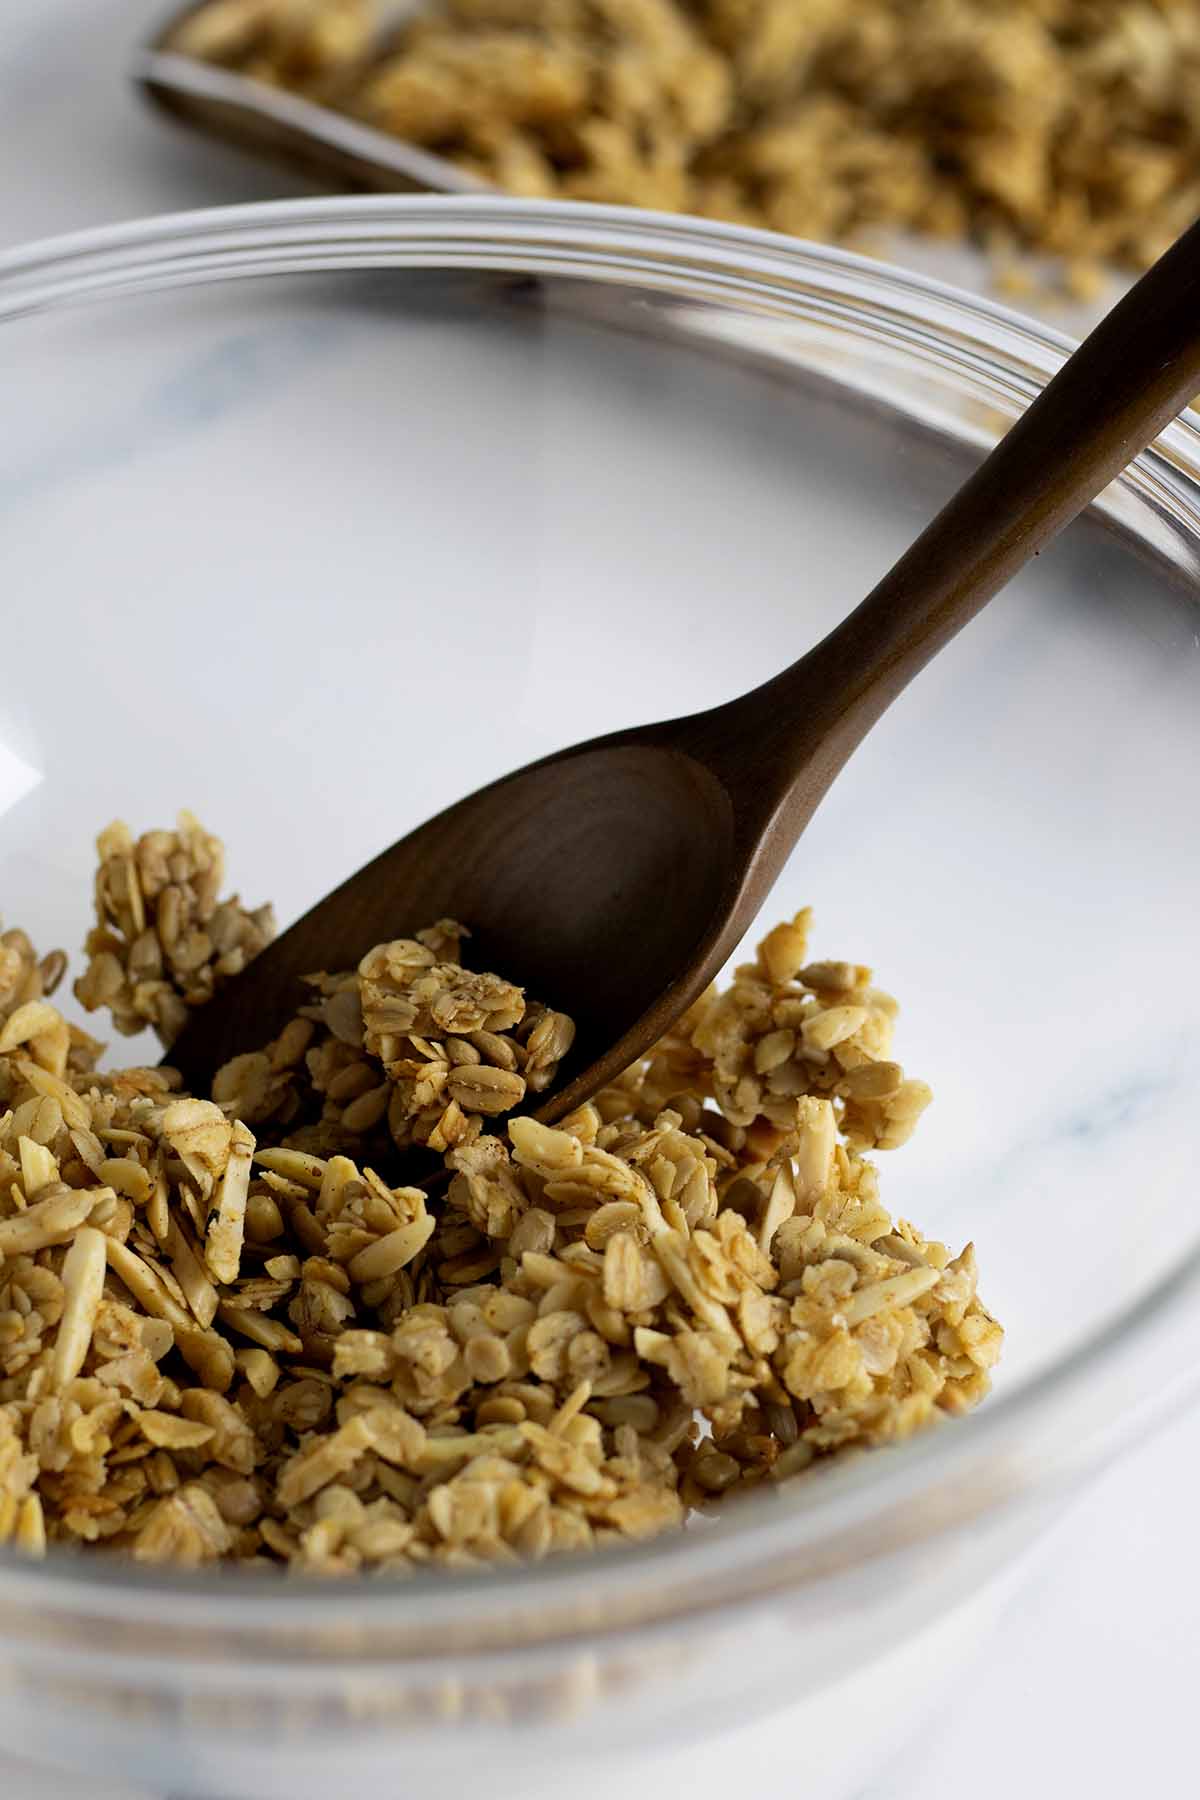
174;0;1200;289
209;919;575;1160
73;813;275;1048
0;816;1000;1571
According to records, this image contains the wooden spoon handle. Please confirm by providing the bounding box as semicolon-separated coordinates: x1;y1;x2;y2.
719;211;1200;805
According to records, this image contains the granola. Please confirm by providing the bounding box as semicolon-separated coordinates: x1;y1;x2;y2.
173;0;1200;288
74;814;275;1047
0;816;1000;1571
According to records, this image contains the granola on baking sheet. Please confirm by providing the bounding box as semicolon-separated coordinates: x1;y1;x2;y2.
172;0;1200;295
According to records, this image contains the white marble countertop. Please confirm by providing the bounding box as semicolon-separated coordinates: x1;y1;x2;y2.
1;4;1197;1796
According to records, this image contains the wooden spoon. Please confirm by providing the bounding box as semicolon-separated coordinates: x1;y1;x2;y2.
170;218;1200;1116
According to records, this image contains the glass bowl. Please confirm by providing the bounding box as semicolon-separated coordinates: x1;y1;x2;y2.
1;197;1199;1800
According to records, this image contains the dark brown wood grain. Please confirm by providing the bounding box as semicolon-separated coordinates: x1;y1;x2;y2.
169;212;1200;1116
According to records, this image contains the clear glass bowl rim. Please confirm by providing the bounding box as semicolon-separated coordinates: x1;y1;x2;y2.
1;194;1197;1648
